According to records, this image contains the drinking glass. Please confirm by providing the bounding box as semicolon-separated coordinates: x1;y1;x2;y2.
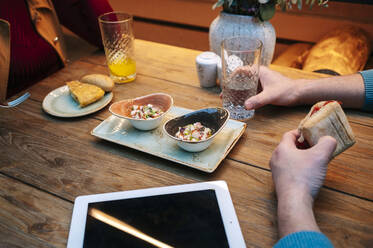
221;37;262;121
99;12;136;83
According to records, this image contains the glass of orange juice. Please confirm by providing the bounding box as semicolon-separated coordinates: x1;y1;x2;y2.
99;12;136;83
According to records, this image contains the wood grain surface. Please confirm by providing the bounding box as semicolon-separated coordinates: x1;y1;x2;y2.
0;174;71;248
0;39;372;247
83;40;373;126
1;101;372;247
27;47;373;200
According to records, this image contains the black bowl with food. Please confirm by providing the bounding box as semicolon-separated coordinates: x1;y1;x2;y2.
163;107;229;152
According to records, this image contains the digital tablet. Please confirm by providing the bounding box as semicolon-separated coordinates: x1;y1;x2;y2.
67;180;245;248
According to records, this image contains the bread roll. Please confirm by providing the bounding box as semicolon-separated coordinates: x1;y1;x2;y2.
303;26;370;75
80;74;114;92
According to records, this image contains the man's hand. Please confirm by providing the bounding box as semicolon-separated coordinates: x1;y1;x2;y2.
270;130;337;237
270;129;337;199
244;66;365;110
244;66;301;110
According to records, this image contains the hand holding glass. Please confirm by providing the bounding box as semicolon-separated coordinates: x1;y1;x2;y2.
221;37;262;121
99;12;136;83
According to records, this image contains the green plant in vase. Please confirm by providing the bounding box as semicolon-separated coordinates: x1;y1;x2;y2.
213;0;329;21
209;0;328;65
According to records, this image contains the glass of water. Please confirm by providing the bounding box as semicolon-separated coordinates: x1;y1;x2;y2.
221;37;262;121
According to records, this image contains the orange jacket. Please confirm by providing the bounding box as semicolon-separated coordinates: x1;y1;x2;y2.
0;0;67;102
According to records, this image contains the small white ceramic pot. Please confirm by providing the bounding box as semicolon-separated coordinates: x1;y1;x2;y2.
195;52;218;88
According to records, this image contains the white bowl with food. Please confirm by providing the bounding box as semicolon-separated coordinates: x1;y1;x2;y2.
163;107;229;152
109;93;173;130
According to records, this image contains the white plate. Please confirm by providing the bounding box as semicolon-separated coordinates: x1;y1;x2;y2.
42;85;113;117
91;106;246;173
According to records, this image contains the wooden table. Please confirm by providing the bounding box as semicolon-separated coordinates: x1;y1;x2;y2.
1;40;372;248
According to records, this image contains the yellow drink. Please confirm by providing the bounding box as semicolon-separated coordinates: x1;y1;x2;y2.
108;57;136;83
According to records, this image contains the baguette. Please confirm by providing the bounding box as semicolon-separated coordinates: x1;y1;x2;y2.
80;74;114;92
302;26;370;75
272;43;312;69
298;101;355;157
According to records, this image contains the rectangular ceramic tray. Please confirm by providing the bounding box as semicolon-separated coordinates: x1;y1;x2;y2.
91;106;246;173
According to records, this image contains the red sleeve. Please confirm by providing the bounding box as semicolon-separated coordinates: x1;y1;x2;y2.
52;0;113;48
0;0;62;97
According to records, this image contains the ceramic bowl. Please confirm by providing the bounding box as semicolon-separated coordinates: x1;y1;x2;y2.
163;107;229;152
109;93;173;130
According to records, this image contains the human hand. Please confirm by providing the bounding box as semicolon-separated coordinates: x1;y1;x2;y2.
270;129;337;237
244;66;301;110
270;129;337;201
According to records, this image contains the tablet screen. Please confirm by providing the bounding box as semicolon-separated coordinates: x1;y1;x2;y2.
83;189;229;248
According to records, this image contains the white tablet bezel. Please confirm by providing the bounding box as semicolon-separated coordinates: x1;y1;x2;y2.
67;180;246;248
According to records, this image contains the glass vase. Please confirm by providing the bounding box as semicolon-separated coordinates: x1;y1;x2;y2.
209;11;276;66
